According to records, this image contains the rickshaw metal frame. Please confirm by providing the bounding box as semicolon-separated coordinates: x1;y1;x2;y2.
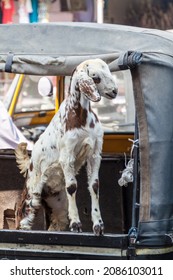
0;22;173;259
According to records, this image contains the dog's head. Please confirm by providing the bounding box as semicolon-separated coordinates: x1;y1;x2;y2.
76;58;118;102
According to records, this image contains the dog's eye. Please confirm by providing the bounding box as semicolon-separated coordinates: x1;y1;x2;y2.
92;77;101;84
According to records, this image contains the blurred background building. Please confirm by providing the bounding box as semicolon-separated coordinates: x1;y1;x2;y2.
107;0;173;30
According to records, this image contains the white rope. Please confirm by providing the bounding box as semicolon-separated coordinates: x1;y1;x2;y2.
118;158;134;187
118;138;139;187
128;138;139;158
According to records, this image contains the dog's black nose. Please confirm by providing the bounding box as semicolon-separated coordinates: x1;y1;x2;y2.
112;89;118;95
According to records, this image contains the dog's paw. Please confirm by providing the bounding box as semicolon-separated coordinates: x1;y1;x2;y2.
70;222;82;233
93;222;104;236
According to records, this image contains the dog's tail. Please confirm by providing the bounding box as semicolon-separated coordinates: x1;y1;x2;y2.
15;142;30;177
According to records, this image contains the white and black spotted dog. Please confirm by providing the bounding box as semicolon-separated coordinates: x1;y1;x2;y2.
15;58;118;235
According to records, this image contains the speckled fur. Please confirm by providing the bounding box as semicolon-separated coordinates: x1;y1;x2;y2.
15;59;118;235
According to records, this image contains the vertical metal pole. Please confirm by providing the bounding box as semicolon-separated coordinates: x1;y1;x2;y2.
127;115;139;259
131;115;139;229
97;0;104;23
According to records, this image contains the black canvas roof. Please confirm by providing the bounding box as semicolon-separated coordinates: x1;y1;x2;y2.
0;22;173;75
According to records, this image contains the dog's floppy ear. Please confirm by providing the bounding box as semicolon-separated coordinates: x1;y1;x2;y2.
77;71;101;102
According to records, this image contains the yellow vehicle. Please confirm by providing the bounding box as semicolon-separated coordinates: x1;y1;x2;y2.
2;71;134;153
0;22;173;260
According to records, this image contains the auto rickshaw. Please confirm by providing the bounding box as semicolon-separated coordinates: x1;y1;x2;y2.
0;22;172;259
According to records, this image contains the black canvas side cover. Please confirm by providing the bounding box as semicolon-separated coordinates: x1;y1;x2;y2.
132;53;173;246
